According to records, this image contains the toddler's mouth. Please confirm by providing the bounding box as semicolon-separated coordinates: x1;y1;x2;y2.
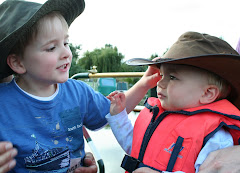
158;93;166;99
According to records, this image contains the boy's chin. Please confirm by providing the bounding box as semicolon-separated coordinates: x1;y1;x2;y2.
57;77;69;83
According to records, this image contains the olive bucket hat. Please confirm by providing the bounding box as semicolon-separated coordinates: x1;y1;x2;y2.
0;0;85;79
126;31;240;109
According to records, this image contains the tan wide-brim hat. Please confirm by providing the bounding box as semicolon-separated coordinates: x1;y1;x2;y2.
127;31;240;109
0;0;85;79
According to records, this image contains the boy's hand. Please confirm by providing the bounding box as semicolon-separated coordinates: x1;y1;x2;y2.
0;142;17;173
108;92;126;115
74;152;97;173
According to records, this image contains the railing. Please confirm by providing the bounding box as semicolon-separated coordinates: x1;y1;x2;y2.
71;72;145;79
71;71;145;173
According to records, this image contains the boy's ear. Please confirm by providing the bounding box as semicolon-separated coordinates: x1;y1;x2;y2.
200;85;220;104
7;54;26;74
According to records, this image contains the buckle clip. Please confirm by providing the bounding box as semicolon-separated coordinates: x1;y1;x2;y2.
121;154;141;173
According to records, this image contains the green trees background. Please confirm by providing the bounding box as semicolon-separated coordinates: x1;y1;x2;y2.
69;43;160;77
79;44;124;73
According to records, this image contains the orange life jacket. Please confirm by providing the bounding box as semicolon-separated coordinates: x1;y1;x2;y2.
127;98;240;173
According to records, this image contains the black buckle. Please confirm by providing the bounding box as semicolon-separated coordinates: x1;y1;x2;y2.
121;154;141;173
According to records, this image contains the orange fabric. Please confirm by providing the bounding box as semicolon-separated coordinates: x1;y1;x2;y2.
130;98;240;173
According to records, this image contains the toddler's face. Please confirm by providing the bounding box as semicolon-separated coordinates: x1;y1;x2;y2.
157;64;209;111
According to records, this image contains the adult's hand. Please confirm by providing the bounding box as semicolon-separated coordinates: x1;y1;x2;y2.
74;152;97;173
0;142;17;173
133;167;159;173
133;167;184;173
198;145;240;173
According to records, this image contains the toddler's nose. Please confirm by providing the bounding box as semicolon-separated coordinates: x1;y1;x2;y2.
157;77;167;89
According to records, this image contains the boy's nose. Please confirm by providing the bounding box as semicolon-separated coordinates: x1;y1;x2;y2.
61;46;72;59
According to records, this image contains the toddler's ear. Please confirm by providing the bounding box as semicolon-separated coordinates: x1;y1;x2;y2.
7;54;26;74
200;85;220;104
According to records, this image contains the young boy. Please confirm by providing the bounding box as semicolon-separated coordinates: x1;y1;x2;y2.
106;31;240;173
0;0;159;172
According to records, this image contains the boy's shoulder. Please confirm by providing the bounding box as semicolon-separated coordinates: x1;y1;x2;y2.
0;80;13;89
0;80;16;98
63;78;85;86
60;79;93;91
0;82;9;87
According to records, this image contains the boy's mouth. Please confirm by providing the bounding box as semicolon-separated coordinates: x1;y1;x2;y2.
59;64;67;69
57;63;68;70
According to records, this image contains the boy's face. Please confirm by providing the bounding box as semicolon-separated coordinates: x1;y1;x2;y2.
157;64;209;111
20;15;72;85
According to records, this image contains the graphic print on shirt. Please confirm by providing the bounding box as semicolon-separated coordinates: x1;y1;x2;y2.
59;106;84;156
59;106;85;172
24;134;70;172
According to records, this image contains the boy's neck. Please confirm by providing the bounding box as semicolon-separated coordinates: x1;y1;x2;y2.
15;78;57;97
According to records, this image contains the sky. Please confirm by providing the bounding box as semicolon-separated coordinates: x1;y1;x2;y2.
1;0;240;61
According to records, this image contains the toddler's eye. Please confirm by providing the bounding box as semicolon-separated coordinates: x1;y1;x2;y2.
170;75;177;80
64;42;69;46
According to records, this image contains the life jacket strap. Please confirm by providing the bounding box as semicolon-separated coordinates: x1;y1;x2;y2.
166;136;184;172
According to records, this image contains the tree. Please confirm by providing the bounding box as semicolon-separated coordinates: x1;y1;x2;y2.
150;53;159;60
69;43;84;77
78;44;124;73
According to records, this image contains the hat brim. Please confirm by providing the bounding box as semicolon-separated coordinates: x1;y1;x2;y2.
126;54;240;109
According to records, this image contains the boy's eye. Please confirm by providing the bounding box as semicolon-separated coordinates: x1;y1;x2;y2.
64;42;69;46
47;46;55;52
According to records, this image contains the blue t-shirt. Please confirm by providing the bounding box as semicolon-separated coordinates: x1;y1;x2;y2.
0;79;110;172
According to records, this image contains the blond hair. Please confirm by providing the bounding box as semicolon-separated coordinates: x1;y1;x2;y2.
204;69;231;100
